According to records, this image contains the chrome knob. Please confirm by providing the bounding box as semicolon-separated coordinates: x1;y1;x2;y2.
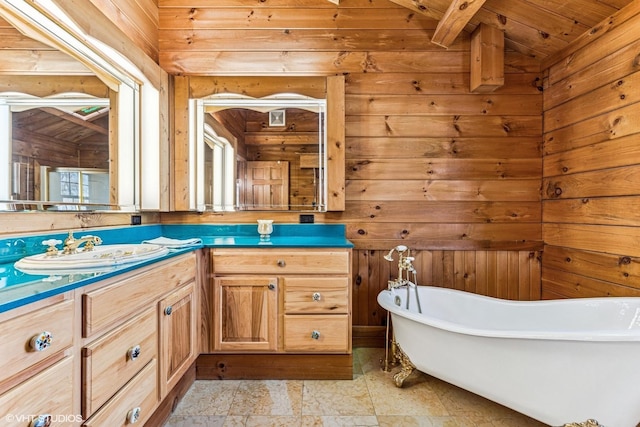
311;330;321;340
277;259;286;267
127;407;141;424
128;345;141;361
30;415;51;427
164;306;173;316
30;331;53;352
312;292;321;301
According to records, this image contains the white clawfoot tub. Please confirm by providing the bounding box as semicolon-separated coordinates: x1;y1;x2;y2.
377;286;640;427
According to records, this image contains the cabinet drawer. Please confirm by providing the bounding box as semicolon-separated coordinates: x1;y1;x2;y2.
0;357;74;427
0;298;74;385
212;249;349;274
284;315;350;353
83;359;158;427
83;254;195;337
83;307;157;418
284;277;349;314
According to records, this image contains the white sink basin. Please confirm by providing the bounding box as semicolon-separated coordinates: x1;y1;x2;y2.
14;243;170;273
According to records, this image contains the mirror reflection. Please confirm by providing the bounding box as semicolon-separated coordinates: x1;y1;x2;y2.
0;94;111;210
0;7;140;212
194;95;327;212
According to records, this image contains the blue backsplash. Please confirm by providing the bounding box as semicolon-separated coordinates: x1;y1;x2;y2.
0;223;349;264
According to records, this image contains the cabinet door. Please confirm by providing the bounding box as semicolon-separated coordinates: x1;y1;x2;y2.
159;281;197;398
214;276;277;352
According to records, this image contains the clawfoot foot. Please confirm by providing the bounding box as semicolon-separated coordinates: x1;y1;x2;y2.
392;343;415;387
563;421;602;427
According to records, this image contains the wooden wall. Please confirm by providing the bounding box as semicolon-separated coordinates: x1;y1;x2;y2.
158;0;544;339
541;4;640;299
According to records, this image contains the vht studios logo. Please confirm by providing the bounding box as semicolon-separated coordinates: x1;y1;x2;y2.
5;414;84;425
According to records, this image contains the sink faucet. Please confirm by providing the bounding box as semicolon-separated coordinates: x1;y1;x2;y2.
63;231;102;254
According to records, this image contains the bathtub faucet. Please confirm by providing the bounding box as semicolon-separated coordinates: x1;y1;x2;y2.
384;245;415;288
385;245;422;313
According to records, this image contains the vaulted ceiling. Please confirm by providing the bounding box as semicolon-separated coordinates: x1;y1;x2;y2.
0;0;637;72
384;0;636;64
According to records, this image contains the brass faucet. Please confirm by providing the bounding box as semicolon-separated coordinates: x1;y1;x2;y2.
63;231;102;254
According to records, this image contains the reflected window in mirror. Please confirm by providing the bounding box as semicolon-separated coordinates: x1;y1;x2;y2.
42;167;109;210
203;123;235;211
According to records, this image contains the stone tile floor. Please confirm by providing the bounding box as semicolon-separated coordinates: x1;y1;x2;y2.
163;347;548;426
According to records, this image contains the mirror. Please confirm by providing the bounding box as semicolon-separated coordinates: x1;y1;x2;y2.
0;5;139;212
0;92;112;210
193;94;327;212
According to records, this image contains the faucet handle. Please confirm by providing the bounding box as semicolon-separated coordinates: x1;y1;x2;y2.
42;239;62;256
80;235;102;251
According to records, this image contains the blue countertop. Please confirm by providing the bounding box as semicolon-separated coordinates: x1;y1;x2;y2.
0;223;352;313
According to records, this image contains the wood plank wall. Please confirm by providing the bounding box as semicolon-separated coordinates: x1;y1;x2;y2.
158;0;544;339
541;4;640;299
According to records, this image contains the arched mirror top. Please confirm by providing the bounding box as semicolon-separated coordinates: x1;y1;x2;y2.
199;92;327;113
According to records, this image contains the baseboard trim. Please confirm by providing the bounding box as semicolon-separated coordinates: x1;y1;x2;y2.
196;353;353;380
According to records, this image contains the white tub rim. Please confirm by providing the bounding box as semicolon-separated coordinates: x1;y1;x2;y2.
378;286;640;342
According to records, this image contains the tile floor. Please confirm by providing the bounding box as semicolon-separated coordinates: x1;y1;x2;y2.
163;347;548;427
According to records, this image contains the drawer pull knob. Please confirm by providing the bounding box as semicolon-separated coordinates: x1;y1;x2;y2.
268;283;276;290
128;345;141;361
127;407;141;423
312;292;321;301
30;414;51;427
30;331;53;352
277;259;286;267
164;306;173;316
311;330;321;340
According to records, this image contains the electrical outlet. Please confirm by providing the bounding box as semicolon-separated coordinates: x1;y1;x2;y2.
131;215;142;225
300;214;315;224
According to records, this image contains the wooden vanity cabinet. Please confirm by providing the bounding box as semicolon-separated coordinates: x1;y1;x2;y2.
213;275;278;352
283;276;351;353
0;294;75;426
210;248;351;355
159;280;198;397
80;253;198;426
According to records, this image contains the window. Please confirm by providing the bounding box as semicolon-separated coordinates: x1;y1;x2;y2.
203;124;235;211
44;167;109;210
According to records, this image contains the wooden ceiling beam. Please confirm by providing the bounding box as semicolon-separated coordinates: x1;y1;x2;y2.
40;107;109;135
384;0;444;21
431;0;487;48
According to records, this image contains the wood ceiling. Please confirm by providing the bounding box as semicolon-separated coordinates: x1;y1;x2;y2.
381;0;636;64
0;0;637;73
12;107;109;151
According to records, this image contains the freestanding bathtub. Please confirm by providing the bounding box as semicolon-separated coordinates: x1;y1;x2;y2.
377;285;640;427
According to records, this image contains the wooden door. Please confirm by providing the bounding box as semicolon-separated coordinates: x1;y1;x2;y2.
213;276;278;351
159;281;197;398
244;161;289;210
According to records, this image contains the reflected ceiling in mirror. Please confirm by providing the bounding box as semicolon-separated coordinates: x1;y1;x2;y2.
193;94;327;212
